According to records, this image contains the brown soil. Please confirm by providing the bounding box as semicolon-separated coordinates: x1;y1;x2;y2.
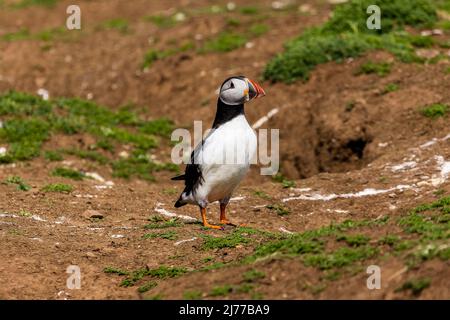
0;0;449;300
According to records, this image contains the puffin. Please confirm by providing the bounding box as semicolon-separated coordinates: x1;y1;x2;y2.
172;76;266;229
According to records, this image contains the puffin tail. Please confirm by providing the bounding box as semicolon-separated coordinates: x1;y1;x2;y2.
171;174;185;181
174;198;187;208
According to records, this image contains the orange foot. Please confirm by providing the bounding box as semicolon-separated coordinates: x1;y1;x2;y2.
203;222;224;230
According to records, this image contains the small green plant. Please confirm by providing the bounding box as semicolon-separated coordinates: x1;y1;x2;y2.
4;176;31;191
382;83;399;94
141;43;193;69
44;150;63;161
101;18;129;33
249;23;269;37
41;183;73;193
266;204;290;216
210;284;233;297
420;103;449;118
336;234;370;247
396;277;431;296
145;14;182;28
254;190;271;200
243;269;265;282
52;167;85;180
143;230;178;240
272;173;296;188
201;32;247;53
183;290;203;300
240;6;259;15
103;267;129;276
202;228;255;249
356;61;392;76
144;218;181;229
13;0;57;8
138;281;157;293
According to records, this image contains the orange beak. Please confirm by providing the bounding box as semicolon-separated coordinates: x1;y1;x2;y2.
247;78;266;100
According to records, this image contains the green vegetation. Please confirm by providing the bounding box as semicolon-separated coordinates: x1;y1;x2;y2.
41;183;73;193
1;27;75;42
52;167;85;180
254;190;271;200
266;203;290;216
143;230;178;240
249;23;269;37
396;277;431;296
101;18;129;34
336;234;370;247
201;227;261;249
272;173;296;188
201;32;247;53
264;0;441;83
183;290;203;300
145;13;186;28
13;0;58;8
142;42;194;69
420;103;449;118
243;269;265;282
138;281;157;293
115;266;187;287
44;150;63;161
210;284;233;297
0;91;177;181
3;176;31;191
356;61;391;76
383;83;399;94
240;6;259;15
144;217;182;229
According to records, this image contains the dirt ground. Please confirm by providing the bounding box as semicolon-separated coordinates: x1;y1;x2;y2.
0;0;449;299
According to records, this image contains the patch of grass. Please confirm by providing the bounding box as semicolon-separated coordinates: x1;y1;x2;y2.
356;61;392;76
420;103;449;118
162;188;178;195
4;176;31;191
254;190;270;200
183;290;203;300
1;28;31;41
145;14;181;28
272;173;296;188
41;183;73;193
378;235;401;246
141;42;194;69
210;284;233;297
44;150;63;161
144;218;181;229
243;269;265;282
143;230;178;240
119;266;187;287
52;167;85;180
266;204;290;216
202;227;257;249
382;83;399;94
249;23;269;37
103;267;129;276
336;234;370;247
63;149;108;164
101;18;129;33
139;118;174;137
264;0;438;83
12;0;57;8
396;277;431;296
303;245;379;270
138;281;157;293
201;32;247;53
240;6;259;15
0;91;176;180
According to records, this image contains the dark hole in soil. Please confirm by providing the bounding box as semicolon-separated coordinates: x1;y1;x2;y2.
345;138;367;159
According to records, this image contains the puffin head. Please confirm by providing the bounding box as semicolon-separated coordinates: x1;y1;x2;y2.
219;76;266;106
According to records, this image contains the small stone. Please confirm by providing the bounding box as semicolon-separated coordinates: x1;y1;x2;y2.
82;209;104;220
85;252;96;258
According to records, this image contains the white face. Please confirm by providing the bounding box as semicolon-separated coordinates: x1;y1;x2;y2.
219;77;250;106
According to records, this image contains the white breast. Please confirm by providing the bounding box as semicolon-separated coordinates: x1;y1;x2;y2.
193;115;256;203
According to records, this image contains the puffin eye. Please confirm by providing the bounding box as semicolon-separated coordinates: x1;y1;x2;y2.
230;81;235;89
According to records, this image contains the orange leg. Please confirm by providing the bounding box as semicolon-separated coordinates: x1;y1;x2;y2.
201;207;222;230
220;203;236;226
